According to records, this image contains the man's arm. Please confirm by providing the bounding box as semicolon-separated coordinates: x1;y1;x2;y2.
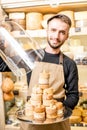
0;57;11;72
63;59;79;110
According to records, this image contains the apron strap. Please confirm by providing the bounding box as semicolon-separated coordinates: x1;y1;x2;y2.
59;52;63;64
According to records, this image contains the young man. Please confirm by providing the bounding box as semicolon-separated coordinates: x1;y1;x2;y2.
0;14;79;130
20;14;79;130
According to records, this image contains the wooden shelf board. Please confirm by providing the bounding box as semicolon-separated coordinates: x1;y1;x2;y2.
2;3;87;13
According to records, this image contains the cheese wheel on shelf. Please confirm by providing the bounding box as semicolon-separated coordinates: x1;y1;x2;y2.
82;109;87;117
72;107;82;116
75;11;87;20
12;19;26;25
75;19;87;27
75;11;87;27
58;10;75;27
3;91;14;101
42;13;56;29
43;14;56;20
9;12;26;30
83;117;87;123
9;12;25;19
26;12;43;30
69;115;82;124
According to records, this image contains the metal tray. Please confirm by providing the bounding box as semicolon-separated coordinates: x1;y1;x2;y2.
15;107;72;125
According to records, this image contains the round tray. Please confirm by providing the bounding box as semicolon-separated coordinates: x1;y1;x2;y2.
15;107;72;125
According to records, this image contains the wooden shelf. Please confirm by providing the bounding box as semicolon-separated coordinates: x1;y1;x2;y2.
10;27;87;39
11;29;47;38
69;27;87;37
71;126;87;130
1;0;87;13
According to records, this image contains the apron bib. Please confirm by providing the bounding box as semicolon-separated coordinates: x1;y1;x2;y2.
20;52;71;130
28;62;65;99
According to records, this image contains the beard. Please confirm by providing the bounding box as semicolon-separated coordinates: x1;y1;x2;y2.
48;40;63;49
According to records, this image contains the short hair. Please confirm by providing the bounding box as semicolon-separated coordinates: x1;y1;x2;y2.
47;14;72;27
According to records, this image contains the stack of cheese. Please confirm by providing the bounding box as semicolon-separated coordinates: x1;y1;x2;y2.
1;77;14;101
69;106;87;124
24;70;64;122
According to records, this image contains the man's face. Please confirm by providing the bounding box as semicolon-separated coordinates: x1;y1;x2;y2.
47;19;70;49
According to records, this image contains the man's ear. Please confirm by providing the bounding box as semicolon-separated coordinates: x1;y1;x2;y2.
66;33;69;40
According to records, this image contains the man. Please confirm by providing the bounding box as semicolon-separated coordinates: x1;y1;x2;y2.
0;14;79;130
20;14;79;130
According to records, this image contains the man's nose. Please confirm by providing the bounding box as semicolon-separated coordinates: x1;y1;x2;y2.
55;31;59;38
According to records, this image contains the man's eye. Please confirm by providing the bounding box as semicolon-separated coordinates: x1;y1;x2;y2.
60;31;65;35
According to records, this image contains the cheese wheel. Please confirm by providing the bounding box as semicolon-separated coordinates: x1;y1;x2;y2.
39;70;50;79
46;105;57;114
75;11;87;20
43;14;56;20
31;93;42;101
46;112;57;119
12;19;26;25
30;99;42;106
3;91;14;101
43;93;53;100
32;85;43;94
69;116;82;123
43;88;54;95
26;12;43;30
83;117;87;123
9;12;25;19
34;112;45;121
34;105;45;113
12;24;26;30
75;19;87;27
72;107;82;116
42;13;56;29
25;102;34;116
56;102;63;110
9;13;26;30
2;77;14;93
43;99;54;107
82;109;87;117
58;10;75;27
39;84;49;89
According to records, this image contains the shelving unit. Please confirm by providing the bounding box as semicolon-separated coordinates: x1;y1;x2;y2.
71;127;87;130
